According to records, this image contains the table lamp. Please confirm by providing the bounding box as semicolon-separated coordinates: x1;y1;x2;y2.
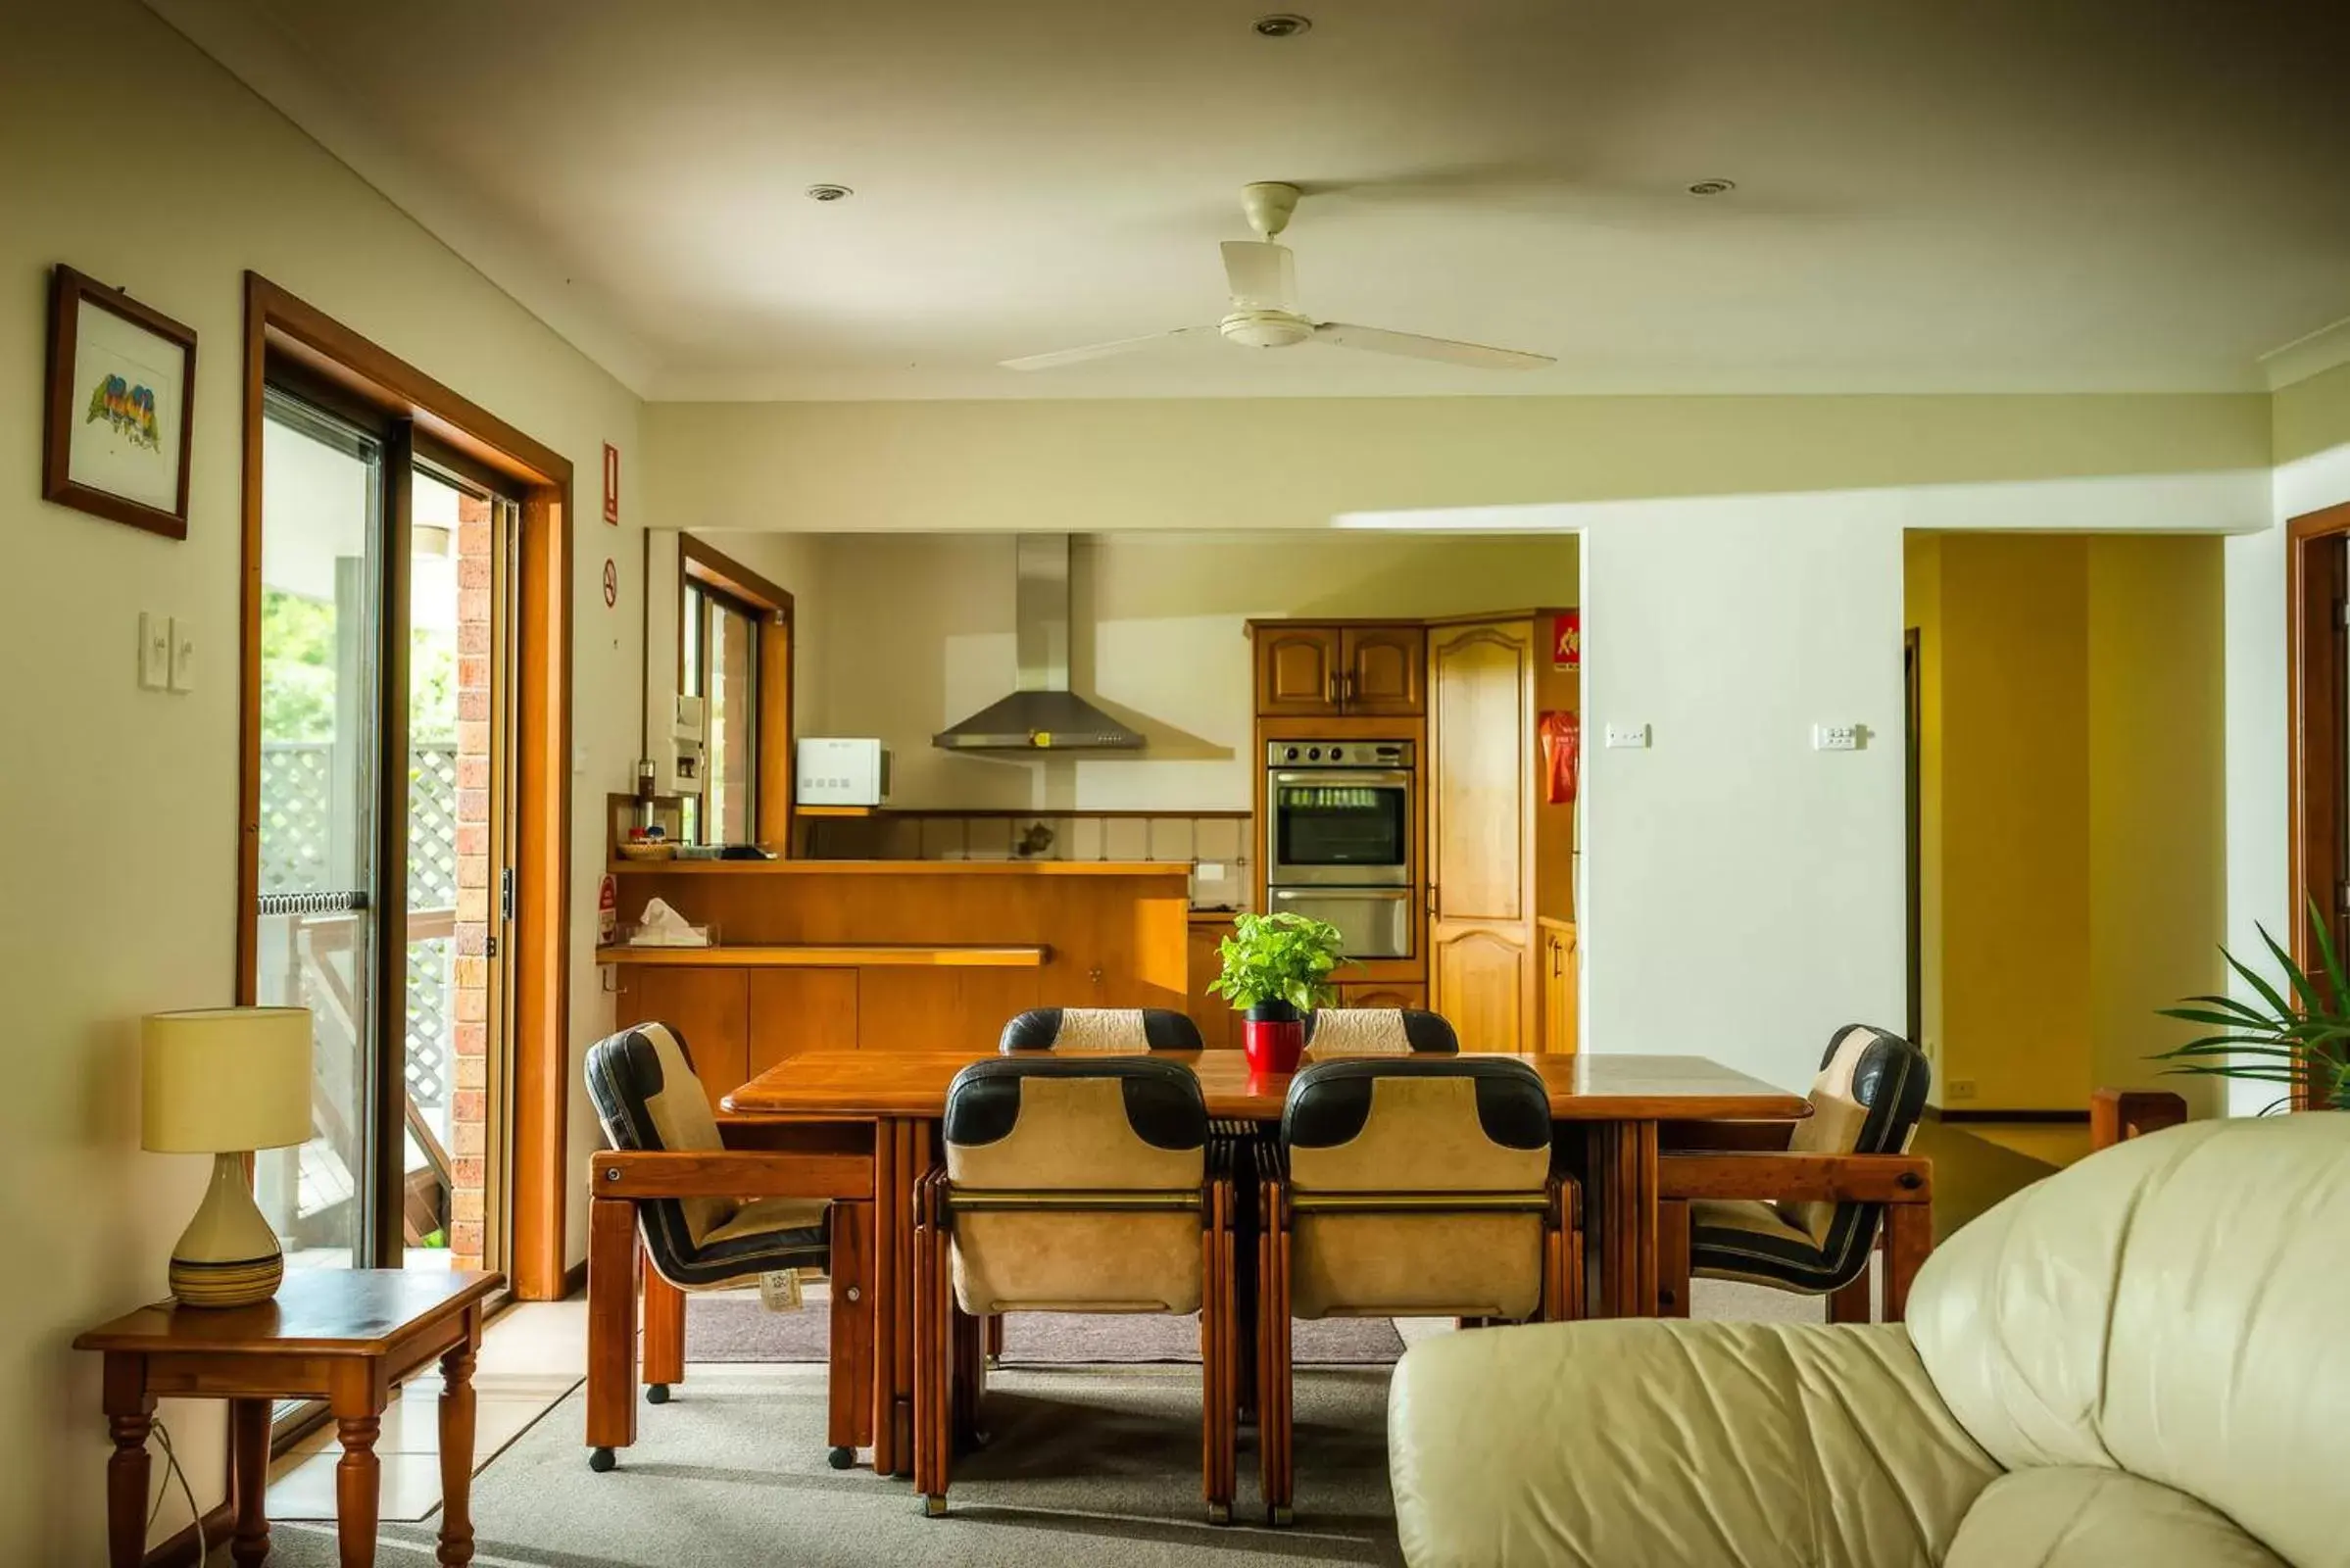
142;1007;313;1307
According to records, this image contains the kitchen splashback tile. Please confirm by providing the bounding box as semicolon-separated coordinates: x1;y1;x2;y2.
963;817;1014;858
918;817;963;859
1103;817;1149;861
1195;817;1243;862
1148;817;1196;862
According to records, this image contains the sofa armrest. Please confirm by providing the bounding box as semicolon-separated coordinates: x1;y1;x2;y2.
1388;1319;1998;1568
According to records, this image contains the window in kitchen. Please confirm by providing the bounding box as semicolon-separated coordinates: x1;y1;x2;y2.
678;536;794;847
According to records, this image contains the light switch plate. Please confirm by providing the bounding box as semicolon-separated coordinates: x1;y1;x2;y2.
167;617;196;693
1813;723;1858;752
137;612;171;691
1603;723;1650;749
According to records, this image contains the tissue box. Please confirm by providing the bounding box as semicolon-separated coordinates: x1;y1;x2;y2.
619;919;716;948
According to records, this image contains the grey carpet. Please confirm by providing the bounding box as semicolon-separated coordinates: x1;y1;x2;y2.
684;1297;1406;1366
218;1366;1402;1567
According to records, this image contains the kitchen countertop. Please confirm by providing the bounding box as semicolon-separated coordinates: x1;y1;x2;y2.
595;943;1049;967
607;858;1190;877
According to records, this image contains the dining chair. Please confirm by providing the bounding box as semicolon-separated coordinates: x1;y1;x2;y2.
911;1056;1239;1523
993;1005;1212;1362
1301;1006;1458;1055
582;1023;869;1473
999;1006;1204;1052
1254;1056;1578;1526
1656;1023;1934;1324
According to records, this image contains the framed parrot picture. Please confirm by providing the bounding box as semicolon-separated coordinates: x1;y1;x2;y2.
42;266;197;541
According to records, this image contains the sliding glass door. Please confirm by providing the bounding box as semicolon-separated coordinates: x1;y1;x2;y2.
252;386;517;1285
254;392;385;1274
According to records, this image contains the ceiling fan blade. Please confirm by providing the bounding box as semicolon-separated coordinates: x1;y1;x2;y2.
1312;321;1554;369
1220;241;1297;312
1000;325;1213;371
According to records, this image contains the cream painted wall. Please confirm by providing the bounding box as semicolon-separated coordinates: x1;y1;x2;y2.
0;4;641;1555
794;531;1577;810
647;394;2269;536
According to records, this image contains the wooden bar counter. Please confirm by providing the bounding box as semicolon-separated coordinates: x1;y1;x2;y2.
599;859;1192;1110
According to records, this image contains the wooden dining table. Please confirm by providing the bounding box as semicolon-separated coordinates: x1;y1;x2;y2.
719;1047;1806;1476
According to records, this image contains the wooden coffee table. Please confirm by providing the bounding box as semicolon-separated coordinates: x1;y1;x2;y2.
75;1268;503;1568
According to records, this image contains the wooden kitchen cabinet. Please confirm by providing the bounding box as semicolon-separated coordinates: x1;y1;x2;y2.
1255;625;1344;716
747;968;859;1076
1340;625;1426;715
1186;915;1239;1050
1249;621;1425;717
1426;614;1576;1053
1539;920;1578;1055
615;965;749;1115
1330;981;1427;1011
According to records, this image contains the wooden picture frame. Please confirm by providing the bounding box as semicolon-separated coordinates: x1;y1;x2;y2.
42;266;198;540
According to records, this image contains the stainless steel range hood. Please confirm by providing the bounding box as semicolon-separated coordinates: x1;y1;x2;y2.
932;534;1146;752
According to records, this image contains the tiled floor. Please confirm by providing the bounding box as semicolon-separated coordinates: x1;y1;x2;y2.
266;1298;586;1522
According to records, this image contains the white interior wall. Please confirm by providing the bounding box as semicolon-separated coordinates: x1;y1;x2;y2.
1580;514;1910;1092
0;5;642;1555
2229;364;2350;1113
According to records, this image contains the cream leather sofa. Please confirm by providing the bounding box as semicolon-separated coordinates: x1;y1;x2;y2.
1389;1113;2349;1568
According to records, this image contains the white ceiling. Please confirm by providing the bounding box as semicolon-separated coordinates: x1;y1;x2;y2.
153;0;2350;400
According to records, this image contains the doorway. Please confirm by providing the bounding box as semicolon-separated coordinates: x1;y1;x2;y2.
2287;504;2350;1109
249;385;522;1283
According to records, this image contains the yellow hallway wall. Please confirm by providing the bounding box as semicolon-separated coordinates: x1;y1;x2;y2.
1936;535;2094;1111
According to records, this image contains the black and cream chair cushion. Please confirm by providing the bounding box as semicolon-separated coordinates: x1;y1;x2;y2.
1300;1007;1458;1056
942;1056;1208;1314
999;1007;1204;1054
584;1023;829;1289
1280;1057;1552;1320
1689;1023;1931;1294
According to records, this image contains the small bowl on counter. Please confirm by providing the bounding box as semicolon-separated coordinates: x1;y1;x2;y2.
615;840;675;863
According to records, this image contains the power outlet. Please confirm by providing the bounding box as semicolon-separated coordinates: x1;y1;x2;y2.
1813;723;1859;752
1946;1077;1978;1102
1603;723;1650;750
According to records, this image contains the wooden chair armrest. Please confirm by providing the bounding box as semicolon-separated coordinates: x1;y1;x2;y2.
1658;1151;1932;1203
2089;1088;2187;1152
588;1148;873;1200
1659;1120;1798;1152
716;1117;872;1154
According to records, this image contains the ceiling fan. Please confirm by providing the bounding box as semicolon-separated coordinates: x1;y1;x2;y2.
1001;182;1555;372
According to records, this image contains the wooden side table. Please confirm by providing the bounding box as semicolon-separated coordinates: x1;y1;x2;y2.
74;1269;503;1568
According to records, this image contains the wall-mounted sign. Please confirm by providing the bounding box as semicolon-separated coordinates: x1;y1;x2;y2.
1551;610;1580;671
602;442;620;525
602;558;618;610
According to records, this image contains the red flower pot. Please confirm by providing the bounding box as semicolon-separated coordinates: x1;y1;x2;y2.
1243;1012;1305;1075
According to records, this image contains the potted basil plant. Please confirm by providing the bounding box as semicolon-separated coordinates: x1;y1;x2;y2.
1208;910;1346;1074
2156;900;2350;1111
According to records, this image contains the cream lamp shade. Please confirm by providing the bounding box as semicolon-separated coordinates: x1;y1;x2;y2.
142;1007;312;1152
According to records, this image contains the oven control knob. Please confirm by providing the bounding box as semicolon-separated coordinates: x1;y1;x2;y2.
1307;747;1323;761
1330;747;1344;761
1284;747;1300;761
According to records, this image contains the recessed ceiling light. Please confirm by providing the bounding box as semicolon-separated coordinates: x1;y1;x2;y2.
1686;178;1737;197
1253;14;1312;38
805;183;855;202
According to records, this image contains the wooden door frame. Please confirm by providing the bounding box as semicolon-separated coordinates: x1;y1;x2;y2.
237;273;574;1298
2287;501;2350;1110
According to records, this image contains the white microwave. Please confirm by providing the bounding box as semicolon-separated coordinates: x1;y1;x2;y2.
796;738;893;807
